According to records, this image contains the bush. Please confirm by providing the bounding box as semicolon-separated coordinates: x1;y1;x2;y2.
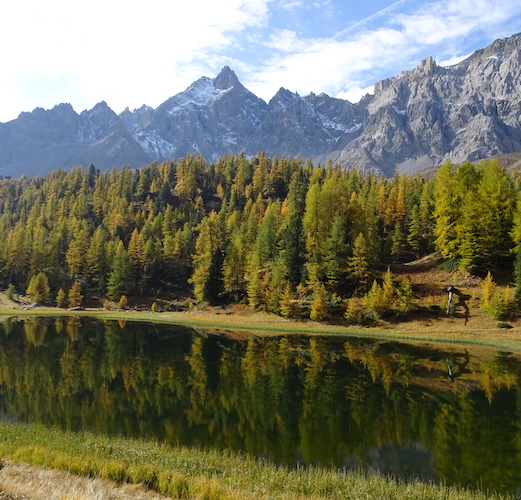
5;284;16;301
481;273;515;320
118;295;128;309
436;259;460;272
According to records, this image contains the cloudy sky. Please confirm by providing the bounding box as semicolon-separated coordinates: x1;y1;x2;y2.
1;0;521;123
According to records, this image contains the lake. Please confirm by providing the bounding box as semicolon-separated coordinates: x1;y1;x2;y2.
0;316;520;495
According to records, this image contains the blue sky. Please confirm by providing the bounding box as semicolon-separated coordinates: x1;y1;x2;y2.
1;0;521;123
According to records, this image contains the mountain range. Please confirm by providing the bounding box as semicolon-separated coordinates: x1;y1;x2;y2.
1;32;521;178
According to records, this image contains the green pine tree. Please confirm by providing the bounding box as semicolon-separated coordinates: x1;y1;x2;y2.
106;241;135;301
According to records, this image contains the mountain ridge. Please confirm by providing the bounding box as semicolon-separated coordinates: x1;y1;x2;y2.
1;34;521;178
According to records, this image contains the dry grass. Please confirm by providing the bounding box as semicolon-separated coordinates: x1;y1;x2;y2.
0;461;168;500
0;422;513;500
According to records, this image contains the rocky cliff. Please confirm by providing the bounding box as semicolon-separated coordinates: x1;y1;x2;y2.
1;33;520;177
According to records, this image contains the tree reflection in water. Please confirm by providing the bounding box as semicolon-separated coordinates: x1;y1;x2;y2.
0;316;520;495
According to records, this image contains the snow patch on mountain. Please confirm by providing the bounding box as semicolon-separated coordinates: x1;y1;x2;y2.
167;77;229;115
134;131;176;159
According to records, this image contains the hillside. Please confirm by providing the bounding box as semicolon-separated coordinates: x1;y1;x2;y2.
0;155;519;335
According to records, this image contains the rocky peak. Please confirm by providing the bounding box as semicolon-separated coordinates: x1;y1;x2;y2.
213;66;240;90
119;105;153;132
270;88;299;107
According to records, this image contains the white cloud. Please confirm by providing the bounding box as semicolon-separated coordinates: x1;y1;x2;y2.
1;0;520;122
265;30;312;52
337;85;374;103
245;0;521;103
0;0;273;120
439;53;472;67
278;0;303;10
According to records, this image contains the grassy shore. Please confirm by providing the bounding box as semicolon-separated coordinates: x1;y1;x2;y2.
0;422;514;500
2;297;521;353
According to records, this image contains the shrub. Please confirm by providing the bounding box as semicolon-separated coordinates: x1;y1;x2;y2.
118;295;128;309
436;259;460;272
5;284;16;301
481;273;515;320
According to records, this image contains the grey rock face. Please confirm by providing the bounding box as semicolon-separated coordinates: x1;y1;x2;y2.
1;33;521;177
346;34;521;175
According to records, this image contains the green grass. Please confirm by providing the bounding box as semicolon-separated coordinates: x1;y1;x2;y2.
0;422;513;499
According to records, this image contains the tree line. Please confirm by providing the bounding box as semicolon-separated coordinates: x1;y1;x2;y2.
1;154;520;319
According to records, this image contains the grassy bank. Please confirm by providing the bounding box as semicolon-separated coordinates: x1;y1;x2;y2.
0;422;513;500
2;304;521;354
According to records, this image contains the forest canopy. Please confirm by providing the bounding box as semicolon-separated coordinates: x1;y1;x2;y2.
1;154;520;318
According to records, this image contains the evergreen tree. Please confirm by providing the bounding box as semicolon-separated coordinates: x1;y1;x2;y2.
323;217;348;291
514;244;521;303
106;241;134;301
282;170;307;286
407;205;422;257
86;226;109;288
246;250;266;309
347;233;371;289
390;223;406;262
190;211;225;303
267;255;287;313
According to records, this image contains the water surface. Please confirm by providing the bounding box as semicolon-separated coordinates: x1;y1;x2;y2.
0;316;520;494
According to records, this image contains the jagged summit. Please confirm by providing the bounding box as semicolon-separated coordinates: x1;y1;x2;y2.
214;66;241;90
1;32;521;177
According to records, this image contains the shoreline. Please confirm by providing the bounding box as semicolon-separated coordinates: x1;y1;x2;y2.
2;300;521;352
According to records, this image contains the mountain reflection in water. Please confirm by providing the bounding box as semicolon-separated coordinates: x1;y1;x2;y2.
0;316;520;495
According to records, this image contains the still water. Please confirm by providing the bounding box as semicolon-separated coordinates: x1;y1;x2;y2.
0;316;520;494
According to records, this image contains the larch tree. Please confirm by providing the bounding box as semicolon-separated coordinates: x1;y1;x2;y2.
310;283;328;321
190;211;225;303
432;161;460;259
68;281;84;308
26;272;50;304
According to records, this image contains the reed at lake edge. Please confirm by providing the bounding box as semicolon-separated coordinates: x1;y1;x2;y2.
0;422;512;500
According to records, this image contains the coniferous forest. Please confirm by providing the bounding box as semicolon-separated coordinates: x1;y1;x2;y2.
1;154;520;321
